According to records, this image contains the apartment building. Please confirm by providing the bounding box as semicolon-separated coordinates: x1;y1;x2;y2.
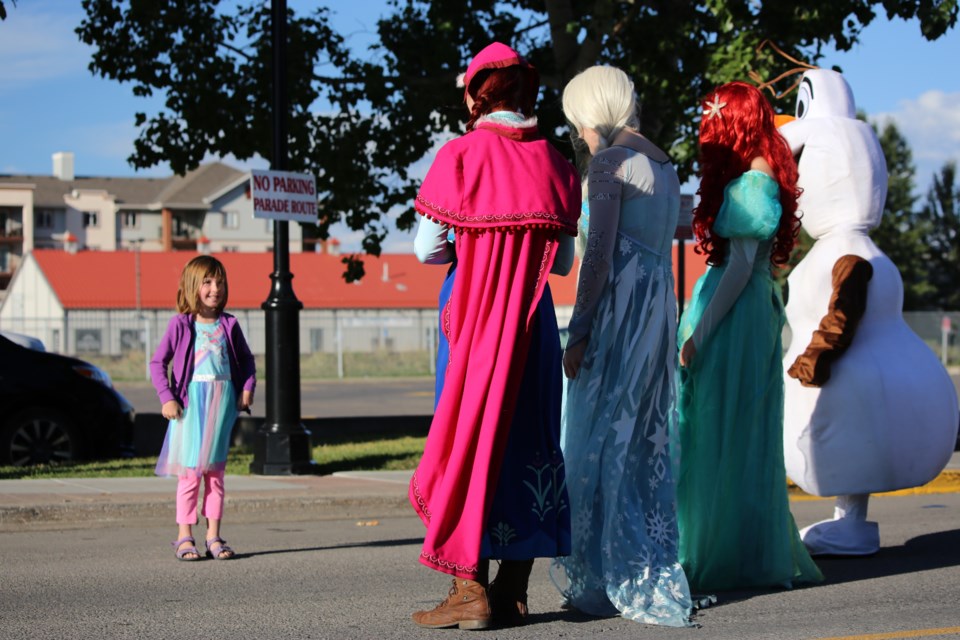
0;153;304;291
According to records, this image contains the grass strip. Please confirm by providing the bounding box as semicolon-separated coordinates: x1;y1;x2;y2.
0;435;426;480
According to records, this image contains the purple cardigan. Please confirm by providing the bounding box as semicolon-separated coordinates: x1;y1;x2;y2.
149;312;257;408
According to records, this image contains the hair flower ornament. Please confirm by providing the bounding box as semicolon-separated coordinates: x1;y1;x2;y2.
704;94;727;119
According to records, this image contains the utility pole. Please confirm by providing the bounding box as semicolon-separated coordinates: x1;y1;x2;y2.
249;0;314;474
131;239;149;381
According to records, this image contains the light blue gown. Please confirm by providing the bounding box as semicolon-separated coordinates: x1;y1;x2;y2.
551;145;692;626
676;170;822;591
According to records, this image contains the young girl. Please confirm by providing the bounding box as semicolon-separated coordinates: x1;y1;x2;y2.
150;255;256;561
675;82;821;591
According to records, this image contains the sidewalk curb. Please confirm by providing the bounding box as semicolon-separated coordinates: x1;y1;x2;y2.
3;468;958;531
787;469;960;501
0;493;413;531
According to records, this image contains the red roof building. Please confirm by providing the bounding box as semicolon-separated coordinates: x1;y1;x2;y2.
0;247;707;357
16;246;706;312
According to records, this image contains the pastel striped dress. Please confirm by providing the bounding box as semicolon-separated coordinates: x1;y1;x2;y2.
155;319;238;477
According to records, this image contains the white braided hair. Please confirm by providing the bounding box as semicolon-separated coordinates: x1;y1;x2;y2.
562;66;640;152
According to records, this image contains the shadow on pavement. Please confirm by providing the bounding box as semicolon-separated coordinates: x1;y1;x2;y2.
525;609;615;626
241;537;424;559
610;529;960;612
815;528;960;586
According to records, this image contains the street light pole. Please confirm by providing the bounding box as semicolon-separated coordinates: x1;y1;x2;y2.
249;0;314;474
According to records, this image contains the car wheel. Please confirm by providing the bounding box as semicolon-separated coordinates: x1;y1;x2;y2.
1;409;80;466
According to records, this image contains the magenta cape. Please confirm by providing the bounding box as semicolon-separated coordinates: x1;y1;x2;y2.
410;121;579;578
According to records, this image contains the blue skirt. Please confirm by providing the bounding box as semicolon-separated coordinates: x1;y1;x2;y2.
155;378;237;478
434;264;571;561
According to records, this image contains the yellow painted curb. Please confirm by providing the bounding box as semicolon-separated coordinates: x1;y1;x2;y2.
815;625;960;639
788;470;960;501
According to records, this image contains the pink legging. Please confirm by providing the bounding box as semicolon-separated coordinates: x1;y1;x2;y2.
176;471;225;524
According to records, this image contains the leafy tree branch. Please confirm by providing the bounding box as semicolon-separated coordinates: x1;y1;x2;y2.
76;0;957;280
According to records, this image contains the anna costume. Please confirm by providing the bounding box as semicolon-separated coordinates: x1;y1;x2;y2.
409;43;581;581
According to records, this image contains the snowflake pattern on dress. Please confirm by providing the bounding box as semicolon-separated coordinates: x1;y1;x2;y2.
550;147;691;627
645;504;676;549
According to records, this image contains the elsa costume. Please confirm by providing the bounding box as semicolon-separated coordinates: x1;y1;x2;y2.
550;143;693;626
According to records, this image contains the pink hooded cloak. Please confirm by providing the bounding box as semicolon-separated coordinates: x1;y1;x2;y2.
410;110;580;578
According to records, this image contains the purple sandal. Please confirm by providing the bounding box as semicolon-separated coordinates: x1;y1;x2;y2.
172;535;200;561
205;536;235;560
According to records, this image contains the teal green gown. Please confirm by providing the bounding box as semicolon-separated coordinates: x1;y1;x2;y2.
676;170;822;592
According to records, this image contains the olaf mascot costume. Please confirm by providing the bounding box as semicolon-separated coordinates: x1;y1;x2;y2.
779;69;959;556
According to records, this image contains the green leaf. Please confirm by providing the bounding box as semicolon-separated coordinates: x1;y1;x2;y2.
75;0;958;283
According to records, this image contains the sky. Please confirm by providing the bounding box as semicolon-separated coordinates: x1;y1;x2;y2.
1;1;959;253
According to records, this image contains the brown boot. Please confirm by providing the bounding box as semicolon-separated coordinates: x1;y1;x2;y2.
488;559;533;627
412;578;492;630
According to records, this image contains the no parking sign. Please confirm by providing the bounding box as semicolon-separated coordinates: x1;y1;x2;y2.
250;169;318;223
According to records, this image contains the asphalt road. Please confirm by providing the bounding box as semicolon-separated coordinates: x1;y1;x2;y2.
118;374;960;456
116;377;437;419
117;377;438;454
119;372;960;420
2;494;959;640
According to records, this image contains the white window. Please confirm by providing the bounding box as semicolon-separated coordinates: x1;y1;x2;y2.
75;329;102;354
120;329;144;352
223;211;239;229
83;211;99;228
172;216;187;236
121;212;139;229
35;209;54;228
222;245;239;252
0;207;21;235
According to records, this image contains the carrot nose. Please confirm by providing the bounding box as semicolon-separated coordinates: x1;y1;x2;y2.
775;114;796;128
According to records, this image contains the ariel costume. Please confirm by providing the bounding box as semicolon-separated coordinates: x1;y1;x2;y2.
409;45;581;580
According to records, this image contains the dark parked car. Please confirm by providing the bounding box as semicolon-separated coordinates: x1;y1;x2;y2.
0;332;135;466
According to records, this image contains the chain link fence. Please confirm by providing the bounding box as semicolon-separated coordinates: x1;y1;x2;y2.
903;311;960;368
0;309;443;381
4;309;957;381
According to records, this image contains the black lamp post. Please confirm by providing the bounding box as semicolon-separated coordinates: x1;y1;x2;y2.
675;195;695;315
249;0;314;474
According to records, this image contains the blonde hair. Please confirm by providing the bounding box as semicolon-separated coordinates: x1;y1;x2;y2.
562;66;640;152
176;255;228;315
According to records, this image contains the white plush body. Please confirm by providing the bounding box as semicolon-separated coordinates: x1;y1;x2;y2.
780;70;958;554
784;232;957;495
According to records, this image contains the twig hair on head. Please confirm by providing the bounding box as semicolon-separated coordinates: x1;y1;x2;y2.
748;40;819;99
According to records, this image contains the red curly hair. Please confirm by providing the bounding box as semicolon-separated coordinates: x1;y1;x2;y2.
692;81;801;267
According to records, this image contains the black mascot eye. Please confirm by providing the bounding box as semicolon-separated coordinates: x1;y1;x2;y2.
796;77;814;120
